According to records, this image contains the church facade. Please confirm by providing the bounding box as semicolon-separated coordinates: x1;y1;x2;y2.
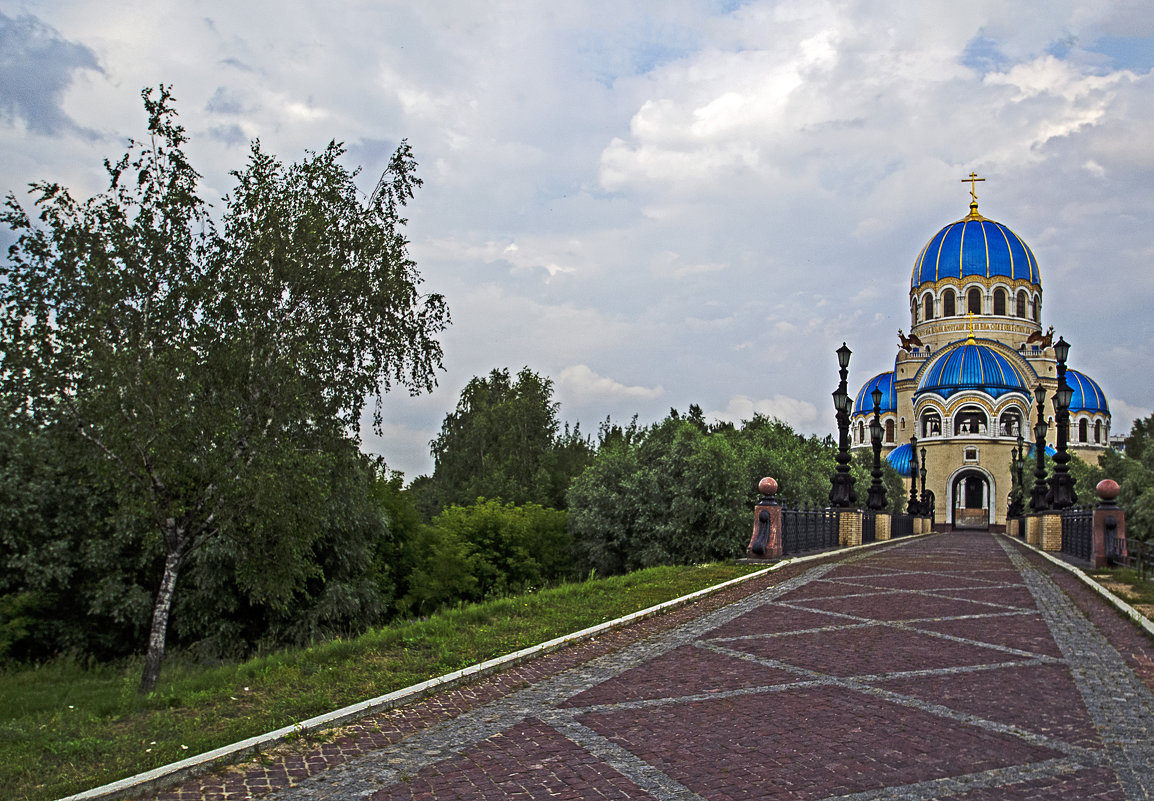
848;178;1110;530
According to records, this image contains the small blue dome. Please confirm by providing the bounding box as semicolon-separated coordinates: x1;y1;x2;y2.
1066;369;1109;415
912;213;1040;289
886;443;916;477
1027;443;1058;458
917;341;1030;400
853;372;896;415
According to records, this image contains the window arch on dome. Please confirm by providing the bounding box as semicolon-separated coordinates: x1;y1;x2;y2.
998;408;1024;437
954;405;988;435
1033;293;1041;323
1016;290;1027;318
1095;420;1102;444
1079;418;1089;443
993;287;1006;316
885;419;895;443
923;293;934;320
967;287;981;315
943;289;956;317
921;410;942;438
857;420;865;443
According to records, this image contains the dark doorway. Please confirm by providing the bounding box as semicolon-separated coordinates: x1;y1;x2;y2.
952;471;989;530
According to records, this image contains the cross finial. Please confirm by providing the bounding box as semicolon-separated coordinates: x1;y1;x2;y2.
961;172;985;217
966;311;977;340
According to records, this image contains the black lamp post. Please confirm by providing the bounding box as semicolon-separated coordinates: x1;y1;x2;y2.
1049;337;1077;509
907;435;920;515
919;445;928;518
1007;432;1025;518
867;387;887;510
828;343;857;508
1029;384;1049;513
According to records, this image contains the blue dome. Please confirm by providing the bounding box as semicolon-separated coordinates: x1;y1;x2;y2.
853;372;896;415
1066;369;1109;415
912;214;1040;289
917;341;1030;400
886;443;916;477
1027;443;1058;458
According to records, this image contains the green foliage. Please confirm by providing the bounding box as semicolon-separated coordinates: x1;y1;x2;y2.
400;499;571;615
568;411;843;575
0;86;448;687
421;367;592;514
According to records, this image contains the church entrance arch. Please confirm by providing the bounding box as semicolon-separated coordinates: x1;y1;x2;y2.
946;466;996;529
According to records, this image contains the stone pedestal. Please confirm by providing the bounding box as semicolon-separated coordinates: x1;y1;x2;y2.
875;513;891;541
1025;515;1042;547
1006;518;1019;538
839;509;862;547
1041;513;1062;551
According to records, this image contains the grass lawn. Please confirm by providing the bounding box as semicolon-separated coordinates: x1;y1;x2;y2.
1085;566;1154;621
2;561;764;801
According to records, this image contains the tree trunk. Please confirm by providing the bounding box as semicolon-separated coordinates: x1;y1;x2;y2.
139;546;183;693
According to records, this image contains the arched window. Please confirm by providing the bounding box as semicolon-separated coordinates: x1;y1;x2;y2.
999;409;1022;437
923;293;934;320
911;300;918;325
1033;293;1041;323
900;417;906;431
1079;418;1088;443
1016;290;1027;318
993;288;1006;315
885;419;895;443
967;287;982;315
954;405;988;435
943;289;956;317
1095;420;1102;444
922;411;941;438
857;420;865;443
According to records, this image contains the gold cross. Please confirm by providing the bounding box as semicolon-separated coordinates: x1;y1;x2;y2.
966;311;976;340
962;172;985;203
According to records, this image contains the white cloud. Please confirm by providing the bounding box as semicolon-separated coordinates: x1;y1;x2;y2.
556;365;663;404
706;394;821;433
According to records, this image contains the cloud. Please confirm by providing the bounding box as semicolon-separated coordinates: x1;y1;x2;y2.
557;365;663;404
706;394;822;433
0;11;101;136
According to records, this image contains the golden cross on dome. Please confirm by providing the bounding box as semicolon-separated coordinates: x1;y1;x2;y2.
966;311;977;340
962;172;985;203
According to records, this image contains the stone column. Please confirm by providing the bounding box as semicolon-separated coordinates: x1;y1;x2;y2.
1091;479;1127;569
1041;512;1062;551
747;477;782;559
839;509;863;547
875;513;892;541
1025;515;1042;547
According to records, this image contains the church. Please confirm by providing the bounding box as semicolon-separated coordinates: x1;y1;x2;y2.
848;176;1111;530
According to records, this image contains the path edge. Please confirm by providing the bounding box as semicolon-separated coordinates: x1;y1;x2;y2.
997;532;1154;639
59;534;926;801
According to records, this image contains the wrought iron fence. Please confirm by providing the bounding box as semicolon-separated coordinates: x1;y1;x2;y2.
781;505;839;555
891;513;913;539
1110;536;1154;582
1060;506;1093;562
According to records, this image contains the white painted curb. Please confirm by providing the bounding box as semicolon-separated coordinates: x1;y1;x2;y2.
58;534;926;801
998;532;1154;639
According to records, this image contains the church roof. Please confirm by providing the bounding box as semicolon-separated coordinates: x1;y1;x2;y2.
886;442;916;477
911;212;1041;290
1066;369;1109;415
917;340;1030;400
853;371;896;415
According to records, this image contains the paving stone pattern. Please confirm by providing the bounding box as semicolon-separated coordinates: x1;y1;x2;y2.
148;533;1154;801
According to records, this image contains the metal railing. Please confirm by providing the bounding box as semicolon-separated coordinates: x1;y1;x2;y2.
1110;536;1154;582
1060;506;1093;562
891;513;913;538
781;505;839;555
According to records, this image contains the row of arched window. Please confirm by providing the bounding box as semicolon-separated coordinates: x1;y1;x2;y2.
917;406;1108;444
912;286;1040;325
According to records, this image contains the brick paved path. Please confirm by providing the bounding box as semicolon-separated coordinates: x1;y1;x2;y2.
153;533;1154;801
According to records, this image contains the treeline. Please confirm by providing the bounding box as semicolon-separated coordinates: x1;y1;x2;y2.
0;363;907;667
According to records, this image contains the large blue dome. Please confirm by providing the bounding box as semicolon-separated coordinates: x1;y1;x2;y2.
917;341;1030;399
853;372;896;415
886;442;916;477
1066;369;1109;415
912;213;1040;289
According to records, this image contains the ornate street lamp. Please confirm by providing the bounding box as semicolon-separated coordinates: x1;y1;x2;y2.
919;445;929;518
1030;385;1049;512
907;435;920;515
1049;337;1077;509
1007;432;1026;519
828;343;857;508
867;387;887;510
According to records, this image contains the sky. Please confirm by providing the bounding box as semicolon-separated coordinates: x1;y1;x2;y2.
2;0;1152;480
